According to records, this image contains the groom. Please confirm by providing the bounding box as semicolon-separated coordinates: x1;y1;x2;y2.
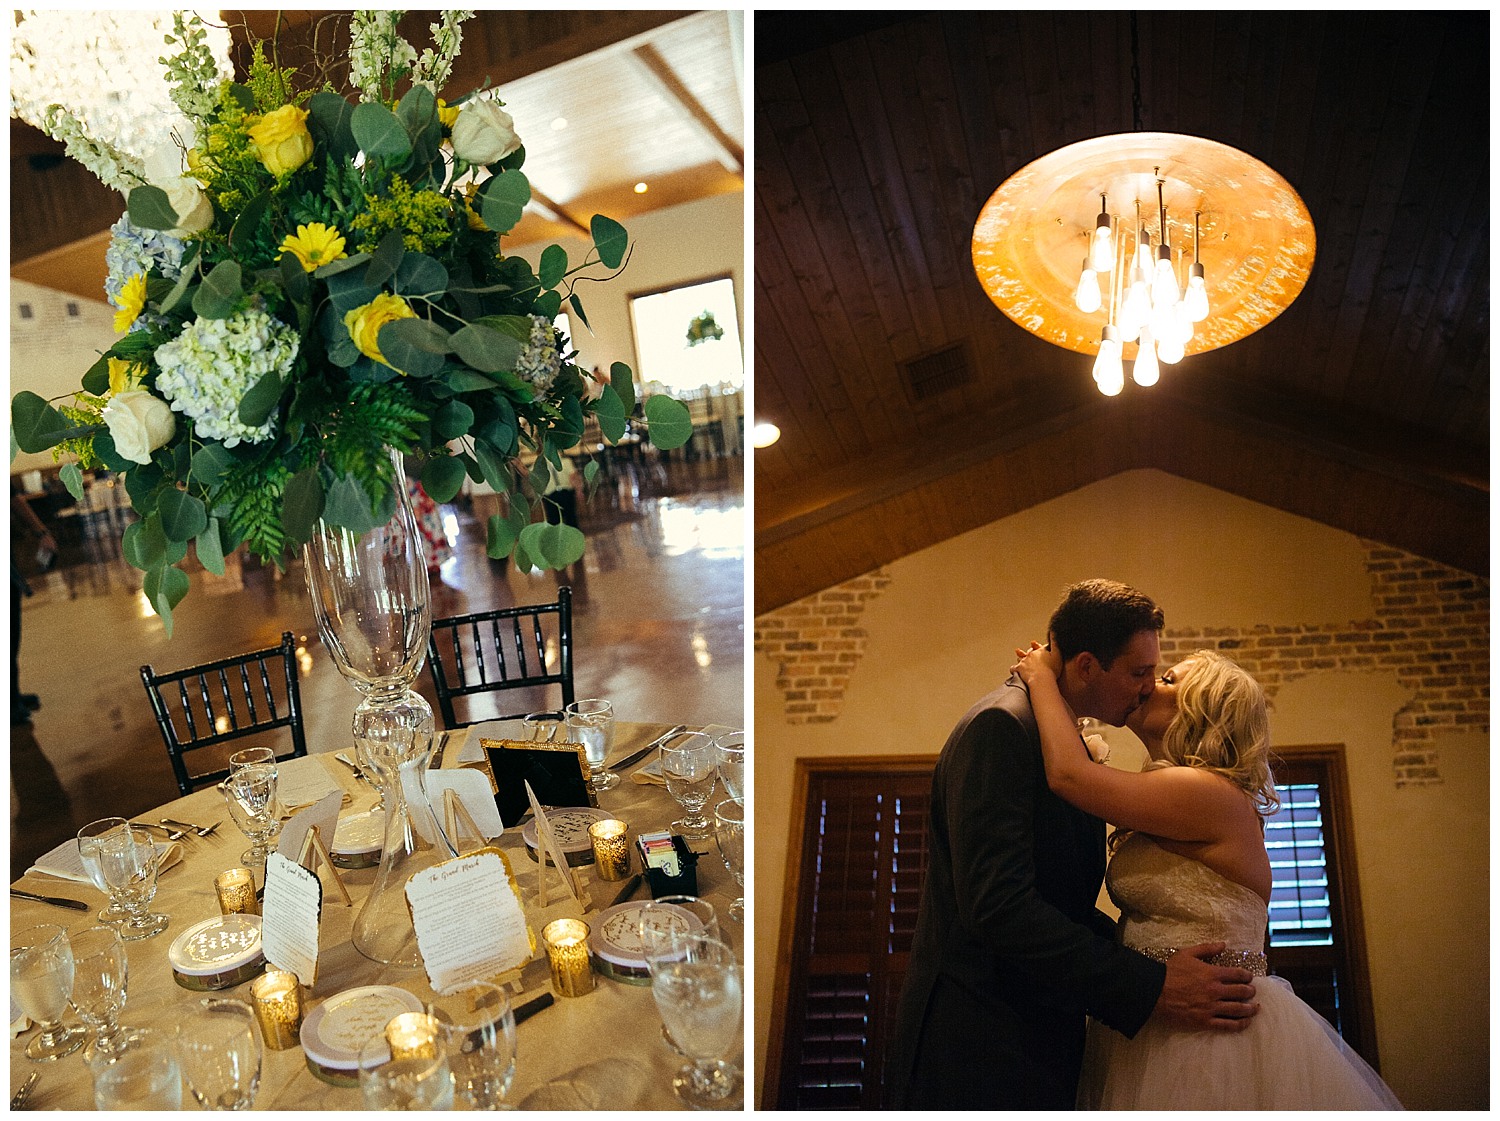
885;579;1259;1109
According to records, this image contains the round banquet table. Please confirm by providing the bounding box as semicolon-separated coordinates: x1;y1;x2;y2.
9;720;744;1110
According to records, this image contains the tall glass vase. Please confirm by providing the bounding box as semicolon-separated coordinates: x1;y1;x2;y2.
303;452;457;967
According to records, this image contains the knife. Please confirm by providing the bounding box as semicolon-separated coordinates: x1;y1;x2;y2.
613;725;689;771
10;889;89;911
513;992;554;1025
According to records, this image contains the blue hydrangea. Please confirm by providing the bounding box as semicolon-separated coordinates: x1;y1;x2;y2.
103;215;187;305
154;310;299;447
515;314;561;397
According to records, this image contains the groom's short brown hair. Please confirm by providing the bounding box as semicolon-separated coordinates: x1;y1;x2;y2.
1048;579;1164;668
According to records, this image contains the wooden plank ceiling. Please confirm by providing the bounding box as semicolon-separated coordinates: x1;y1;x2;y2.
754;12;1488;613
12;9;743;304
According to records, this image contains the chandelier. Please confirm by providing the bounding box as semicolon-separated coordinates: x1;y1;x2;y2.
972;131;1315;396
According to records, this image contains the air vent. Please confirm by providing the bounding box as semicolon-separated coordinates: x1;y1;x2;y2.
18;304;33;320
902;342;972;401
66;302;80;318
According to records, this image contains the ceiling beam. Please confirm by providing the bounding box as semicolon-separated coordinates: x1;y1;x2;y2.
526;186;593;239
627;42;744;175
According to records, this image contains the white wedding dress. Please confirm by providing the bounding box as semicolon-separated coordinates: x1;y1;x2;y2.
1079;833;1404;1110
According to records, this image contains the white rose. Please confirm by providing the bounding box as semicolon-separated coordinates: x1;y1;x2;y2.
581;369;608;403
451;100;521;165
103;389;176;464
144;144;214;236
1083;733;1112;765
144;143;189;184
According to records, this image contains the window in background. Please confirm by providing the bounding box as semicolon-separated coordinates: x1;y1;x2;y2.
628;276;743;396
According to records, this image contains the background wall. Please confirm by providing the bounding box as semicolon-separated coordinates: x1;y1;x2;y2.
753;468;1488;1110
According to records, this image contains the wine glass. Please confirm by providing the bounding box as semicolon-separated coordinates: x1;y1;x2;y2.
523;711;564;742
76;817;129;925
714;798;745;923
714;731;745;802
565;698;619;792
177;998;262;1110
97;823;168;940
660;731;718;838
87;1026;184;1109
357;1034;456;1110
10;923;85;1061
426;980;517;1109
649;934;743;1109
70;925;129;1061
222;763;282;867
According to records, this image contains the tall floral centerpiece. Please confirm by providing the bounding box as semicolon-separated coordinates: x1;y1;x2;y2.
11;10;692;637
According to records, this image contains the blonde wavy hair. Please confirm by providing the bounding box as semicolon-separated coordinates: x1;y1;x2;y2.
1156;650;1279;816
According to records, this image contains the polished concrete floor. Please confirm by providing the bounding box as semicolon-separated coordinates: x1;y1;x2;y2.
10;454;744;879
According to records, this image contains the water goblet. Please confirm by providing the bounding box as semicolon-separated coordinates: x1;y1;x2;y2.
566;698;619;792
177;998;262;1110
649;934;743;1109
714;731;745;802
223;763;282;867
70;925;129;1061
10;923;85;1061
425;980;518;1109
87;1026;184;1109
227;746;276;772
97;823;169;940
523;712;564;742
660;731;719;838
714;798;746;923
77;816;130;925
639;895;721;1057
357;1033;456;1110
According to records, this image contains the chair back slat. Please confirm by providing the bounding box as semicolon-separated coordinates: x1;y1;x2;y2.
140;631;308;797
426;587;575;728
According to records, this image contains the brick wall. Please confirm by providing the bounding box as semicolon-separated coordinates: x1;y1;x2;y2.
753;542;1488;785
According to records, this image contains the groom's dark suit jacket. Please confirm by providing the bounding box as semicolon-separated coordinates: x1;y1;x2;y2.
885;676;1166;1109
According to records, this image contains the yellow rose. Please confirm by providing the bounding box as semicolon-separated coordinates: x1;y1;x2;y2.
248;104;313;177
344;293;417;369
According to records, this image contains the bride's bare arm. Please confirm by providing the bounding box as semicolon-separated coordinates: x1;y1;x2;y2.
1012;644;1240;842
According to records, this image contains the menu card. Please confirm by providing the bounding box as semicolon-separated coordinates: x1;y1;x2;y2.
262;852;322;986
405;848;534;992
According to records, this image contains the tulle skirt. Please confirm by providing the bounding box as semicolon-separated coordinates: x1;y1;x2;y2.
1079;974;1404;1110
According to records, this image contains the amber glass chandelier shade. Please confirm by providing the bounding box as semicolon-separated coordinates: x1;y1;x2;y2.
972;132;1316;359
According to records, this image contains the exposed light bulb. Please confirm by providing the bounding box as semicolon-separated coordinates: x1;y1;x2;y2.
1090;198;1113;272
1172;301;1195;344
1133;330;1160;387
1185;262;1209;322
752;422;781;448
1152;245;1179;308
1074;260;1102;314
1093;325;1124;395
1135;229;1154;273
1157;331;1186;365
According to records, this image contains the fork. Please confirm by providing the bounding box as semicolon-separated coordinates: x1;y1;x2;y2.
161;817;219;838
138;821;189;841
11;1070;39;1109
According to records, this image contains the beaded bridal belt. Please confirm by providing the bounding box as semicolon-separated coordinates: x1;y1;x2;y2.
1135;946;1268;976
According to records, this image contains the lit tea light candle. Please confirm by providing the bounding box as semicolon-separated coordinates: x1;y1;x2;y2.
249;970;305;1050
588;819;631;881
542;918;595;997
214;866;259;916
385;1012;441;1061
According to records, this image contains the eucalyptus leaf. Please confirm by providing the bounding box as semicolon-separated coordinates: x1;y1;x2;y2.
230;192;271;250
190;443;237;487
594;385;627;443
533;290;561;320
485;511;522;559
237;368;283;427
478;169;530;234
394;253;448;297
10;392;71;453
378;319;448;378
308;91;357;160
610;362;636;414
195;517;226;577
450;323;521;373
539;244;568;290
280;251;311;303
443;368;503;393
158;488;208;543
59;462;84;502
159;243;201;315
351;101;412;160
567;292;592;333
644;394;693;450
473;437;514;491
421;455;467;503
432;399;475;441
281;467;325;545
144;564;191;637
314;252;372;279
323;472;395;535
128;512;171;569
590;214;628;270
93;432;131;473
192;260;243;320
126;184;179;231
555;396;584;449
366;229;406;289
479;409;519;457
583;459;600;489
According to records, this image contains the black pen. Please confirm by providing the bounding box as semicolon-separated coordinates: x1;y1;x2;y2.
514;992;555;1024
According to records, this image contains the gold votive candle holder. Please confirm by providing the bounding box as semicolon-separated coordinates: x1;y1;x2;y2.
542;918;595;997
215;866;259;916
385;1012;441;1061
588;819;631;881
249;970;305;1050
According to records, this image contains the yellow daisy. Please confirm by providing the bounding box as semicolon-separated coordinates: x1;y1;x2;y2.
114;274;147;333
106;357;145;396
437;99;460;130
278;223;348;273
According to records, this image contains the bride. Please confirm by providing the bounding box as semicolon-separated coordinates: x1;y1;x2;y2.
1012;641;1403;1110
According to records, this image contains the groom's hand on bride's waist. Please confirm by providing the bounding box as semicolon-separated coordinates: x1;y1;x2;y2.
1151;941;1260;1032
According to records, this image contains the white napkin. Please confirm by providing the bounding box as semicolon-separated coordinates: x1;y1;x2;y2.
29;836;182;882
275;754;344;809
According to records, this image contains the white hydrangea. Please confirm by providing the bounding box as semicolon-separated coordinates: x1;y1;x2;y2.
514;315;562;397
154;310;299;447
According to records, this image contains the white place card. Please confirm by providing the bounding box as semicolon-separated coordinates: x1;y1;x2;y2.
425;768;505;840
276;754;344;809
262;852;322;986
275;790;344;861
405;848;534;993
